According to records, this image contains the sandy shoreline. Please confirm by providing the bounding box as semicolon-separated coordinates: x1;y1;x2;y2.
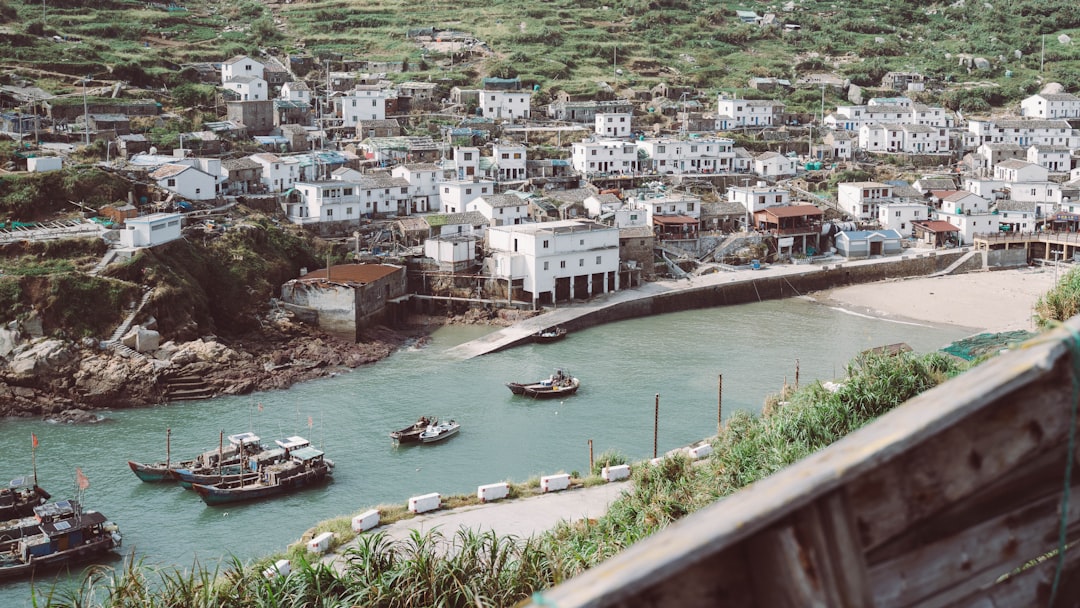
810;266;1058;334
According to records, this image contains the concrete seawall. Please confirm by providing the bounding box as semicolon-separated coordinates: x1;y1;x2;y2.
445;250;972;359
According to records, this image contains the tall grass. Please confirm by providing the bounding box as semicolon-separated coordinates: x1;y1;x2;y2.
46;351;967;607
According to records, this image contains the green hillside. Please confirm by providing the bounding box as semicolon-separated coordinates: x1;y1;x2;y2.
2;0;1080;112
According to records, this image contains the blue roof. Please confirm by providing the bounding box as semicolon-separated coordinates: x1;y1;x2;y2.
839;229;903;240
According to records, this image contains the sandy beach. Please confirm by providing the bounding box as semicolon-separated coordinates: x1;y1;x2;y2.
812;266;1059;333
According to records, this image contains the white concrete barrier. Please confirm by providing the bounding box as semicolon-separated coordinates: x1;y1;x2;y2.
477;482;509;502
688;444;713;460
541;473;570;493
650;457;665;466
602;464;631;482
351;509;380;533
263;558;291;579
307;531;334;555
408;492;441;514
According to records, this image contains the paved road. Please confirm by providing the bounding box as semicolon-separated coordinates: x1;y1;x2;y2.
322;481;630;570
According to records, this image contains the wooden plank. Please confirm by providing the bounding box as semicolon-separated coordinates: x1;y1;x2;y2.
527;320;1080;608
869;483;1080;607
950;541;1080;608
815;490;874;607
610;545;757;608
747;521;828;607
866;438;1079;564
848;373;1074;556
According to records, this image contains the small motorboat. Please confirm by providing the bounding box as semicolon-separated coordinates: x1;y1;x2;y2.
418;420;460;444
533;327;568;343
390;416;437;444
507;369;581;399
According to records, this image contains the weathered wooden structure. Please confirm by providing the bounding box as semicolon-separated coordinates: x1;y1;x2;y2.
529;318;1080;607
974;230;1080;261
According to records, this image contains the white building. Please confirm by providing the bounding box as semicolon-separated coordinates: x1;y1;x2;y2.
391;163;441;213
627;189;702;223
492;143;527;182
119;213;183;248
227;75;267;102
838;182;895;221
453;146;482;179
221;55;264;85
250;153;301;192
479;90;532;120
934;190;998;245
487;219;620;307
1021;92;1080;119
467;193;530;226
354;173;412;217
281;81;312;104
995;200;1038;232
728;183;790;229
994;159;1049;183
149;163;218;201
752;151;797;178
877;201;929;237
716;96;784;127
341;86;388;124
635;137;735;174
1027;145;1072;173
572;140;639;175
967;118;1080;148
440;179;495;214
595;112;633;138
284;181;362;225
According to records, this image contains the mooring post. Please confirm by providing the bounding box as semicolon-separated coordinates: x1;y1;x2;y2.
795;358;800;389
588;439;594;474
717;374;723;434
653;393;659;459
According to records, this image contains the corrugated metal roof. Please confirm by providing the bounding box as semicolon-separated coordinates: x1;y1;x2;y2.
300;264;402;284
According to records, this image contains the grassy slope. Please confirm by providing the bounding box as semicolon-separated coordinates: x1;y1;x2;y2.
2;1;1080;112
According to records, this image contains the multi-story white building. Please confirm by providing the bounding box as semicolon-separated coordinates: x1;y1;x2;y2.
838;182;895;221
492;143;527;182
340;86;388;124
572;140;639;175
452;146;482;180
353;173;412;217
221;55;264;85
467;193;530;226
1027;145;1072;173
391;163;441;213
281;81;311;104
728;183;789;229
627;189;702;222
487;219;621;307
440;179;495;214
1021;92;1080;119
858;123;949;154
149;163;219;201
753;151;797;178
250;152;301;192
479;90;532;120
877;201;929;237
967;118;1080;148
826;100;950;131
227;76;267;102
635;137;735;174
595;112;633;138
716;96;784;127
933;191;997;244
994;159;1050;183
284;180;362;225
995;200;1038;232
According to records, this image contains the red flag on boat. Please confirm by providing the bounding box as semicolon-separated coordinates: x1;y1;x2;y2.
307;416;313;429
31;433;38;449
76;467;90;490
257;403;264;412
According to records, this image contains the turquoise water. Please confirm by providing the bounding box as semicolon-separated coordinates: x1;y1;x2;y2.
0;297;974;605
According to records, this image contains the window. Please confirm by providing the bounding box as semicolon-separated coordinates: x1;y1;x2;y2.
560;260;566;269
502;153;509;159
464;152;473;160
327;209;333;218
543;239;549;248
343;188;353;196
513;238;518;252
579;259;584;267
775;195;782;203
687;203;695;212
595;255;602;264
466;188;472;195
167;179;176;187
347;207;353;215
544;261;549;270
580;239;585;245
896;211;901;217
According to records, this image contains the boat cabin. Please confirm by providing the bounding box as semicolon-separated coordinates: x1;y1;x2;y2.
33;500;79;524
19;510;108;560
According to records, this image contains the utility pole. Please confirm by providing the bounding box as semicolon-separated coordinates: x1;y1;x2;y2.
82;75;90;147
653;393;659;459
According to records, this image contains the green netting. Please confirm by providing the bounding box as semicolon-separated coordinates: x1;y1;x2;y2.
940;330;1037;361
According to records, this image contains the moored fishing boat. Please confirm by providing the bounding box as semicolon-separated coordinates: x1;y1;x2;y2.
128;430;265;483
532;327;568;343
0;477;50;521
507;369;581;399
418;420;460;444
390;416;436;444
191;437;333;506
0;500;121;580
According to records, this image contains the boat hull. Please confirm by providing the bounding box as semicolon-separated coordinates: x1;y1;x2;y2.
171;467;258;490
192;468;332;506
127;460;174;483
419;426;460;443
0;536;119;581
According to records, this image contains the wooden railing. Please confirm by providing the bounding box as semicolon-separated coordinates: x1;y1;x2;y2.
529;318;1080;607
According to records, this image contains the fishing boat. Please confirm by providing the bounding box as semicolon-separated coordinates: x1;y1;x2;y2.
0;500;121;580
0;477;50;521
507;369;581;399
390;416;437;444
128;430;265;483
191;437;333;506
168;433;268;488
418;420;460;444
532;327;568;343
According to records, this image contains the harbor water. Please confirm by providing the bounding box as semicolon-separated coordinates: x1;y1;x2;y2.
0;297;975;605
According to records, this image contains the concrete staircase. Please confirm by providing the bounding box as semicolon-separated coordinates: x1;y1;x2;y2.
102;289;153;359
161;375;214;402
931;249;982;277
88;249;119;276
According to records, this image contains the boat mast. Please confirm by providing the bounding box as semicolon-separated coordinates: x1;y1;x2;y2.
218;430;223;476
166;428;171;470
